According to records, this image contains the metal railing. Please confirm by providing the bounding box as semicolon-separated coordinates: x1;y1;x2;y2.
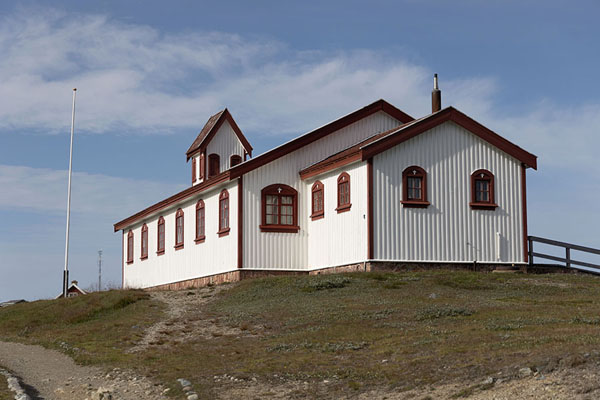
528;236;600;274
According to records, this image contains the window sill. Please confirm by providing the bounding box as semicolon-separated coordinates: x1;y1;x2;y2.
260;224;300;233
310;212;324;221
126;260;133;265
156;250;165;256
470;202;498;210
217;228;230;237
195;236;206;243
401;200;430;208
174;243;184;250
140;255;148;261
336;203;352;213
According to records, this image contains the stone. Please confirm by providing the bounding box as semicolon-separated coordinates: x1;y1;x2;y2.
187;394;199;400
428;293;438;299
183;386;192;392
177;378;192;387
481;377;494;385
519;367;533;377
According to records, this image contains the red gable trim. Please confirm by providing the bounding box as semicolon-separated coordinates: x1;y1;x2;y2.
113;171;231;232
186;109;253;161
230;99;414;179
361;107;538;170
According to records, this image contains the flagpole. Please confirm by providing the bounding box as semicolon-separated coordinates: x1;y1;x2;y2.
63;88;77;298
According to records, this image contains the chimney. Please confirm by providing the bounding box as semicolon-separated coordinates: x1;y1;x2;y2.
432;73;441;113
71;280;78;285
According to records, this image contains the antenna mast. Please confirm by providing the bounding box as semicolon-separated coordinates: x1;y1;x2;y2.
98;250;102;291
63;88;77;298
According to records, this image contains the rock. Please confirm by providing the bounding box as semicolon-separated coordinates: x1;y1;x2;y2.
183;386;192;392
481;377;494;385
187;394;199;400
177;378;192;387
519;367;533;377
428;293;438;299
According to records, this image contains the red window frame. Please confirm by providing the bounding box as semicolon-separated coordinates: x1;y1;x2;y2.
199;152;205;180
191;157;197;184
195;200;206;243
218;190;230;237
260;184;299;232
470;169;497;209
140;223;148;260
126;230;134;264
157;216;165;255
401;166;430;208
175;208;184;249
311;180;324;220
230;154;242;167
208;153;220;178
336;172;351;213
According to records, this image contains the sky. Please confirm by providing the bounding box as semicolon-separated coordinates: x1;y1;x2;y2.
1;0;600;301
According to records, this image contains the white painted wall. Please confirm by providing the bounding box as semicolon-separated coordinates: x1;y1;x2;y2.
206;120;246;174
373;121;525;263
306;162;368;269
123;180;238;288
243;111;401;270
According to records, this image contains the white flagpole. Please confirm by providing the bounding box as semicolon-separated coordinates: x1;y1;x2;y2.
63;88;77;298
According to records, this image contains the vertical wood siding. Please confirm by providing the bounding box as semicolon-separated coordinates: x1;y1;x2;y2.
243;111;401;269
307;162;368;269
123;182;238;288
373;121;524;263
206;120;245;173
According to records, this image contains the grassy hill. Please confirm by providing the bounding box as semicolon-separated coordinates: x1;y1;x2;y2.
1;270;600;398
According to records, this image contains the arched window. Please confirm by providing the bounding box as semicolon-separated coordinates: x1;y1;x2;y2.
311;180;324;220
157;216;165;255
141;224;148;260
175;208;184;249
196;200;205;243
218;190;230;237
470;169;497;209
336;172;351;213
191;157;197;183
127;230;134;264
208;154;220;177
230;154;242;167
260;184;299;232
401;166;430;208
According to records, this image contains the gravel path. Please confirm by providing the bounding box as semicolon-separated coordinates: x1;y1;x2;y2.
0;341;167;399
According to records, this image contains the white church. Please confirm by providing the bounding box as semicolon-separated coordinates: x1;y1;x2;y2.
114;77;537;290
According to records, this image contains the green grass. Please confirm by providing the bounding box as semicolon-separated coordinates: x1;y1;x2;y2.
1;271;600;398
0;369;12;400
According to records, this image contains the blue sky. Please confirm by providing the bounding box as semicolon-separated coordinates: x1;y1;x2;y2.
1;1;599;301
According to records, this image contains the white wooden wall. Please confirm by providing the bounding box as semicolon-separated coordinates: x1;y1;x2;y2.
123;181;238;288
243;111;400;270
206;120;246;173
306;162;368;269
373;121;525;263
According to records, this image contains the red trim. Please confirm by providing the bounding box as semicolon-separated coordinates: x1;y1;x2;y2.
157;216;165;255
260;184;299;233
402;166;430;208
199;153;205;181
230;154;242;167
336;172;351;213
191;157;196;184
238;176;243;268
175;208;184;249
218;189;229;235
521;164;528;263
140;223;148;260
195;200;205;243
361;107;537;170
114;171;230;232
186;109;253;160
310;180;324;220
231;99;414;179
126;230;133;264
470;169;497;210
367;158;374;260
301;153;362;180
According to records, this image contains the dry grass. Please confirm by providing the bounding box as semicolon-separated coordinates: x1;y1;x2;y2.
2;271;600;398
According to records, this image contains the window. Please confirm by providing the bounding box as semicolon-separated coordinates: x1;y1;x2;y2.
199;153;205;180
157;216;165;255
175;208;184;249
260;184;299;232
230;154;242;167
195;200;205;243
141;224;148;260
311;180;324;220
401;166;430;208
127;230;133;264
336;172;351;213
470;169;497;209
218;190;230;237
191;157;197;183
208;153;220;177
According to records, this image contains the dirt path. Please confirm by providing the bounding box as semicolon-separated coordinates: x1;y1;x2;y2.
0;341;166;399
